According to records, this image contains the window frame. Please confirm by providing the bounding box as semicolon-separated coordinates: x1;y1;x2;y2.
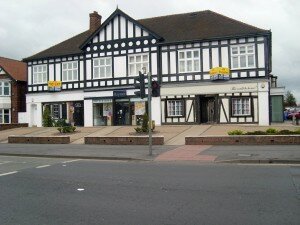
62;61;79;82
128;53;149;76
230;44;256;70
166;99;185;118
32;65;48;84
0;108;10;124
0;81;10;96
93;57;112;79
178;49;201;73
231;97;252;117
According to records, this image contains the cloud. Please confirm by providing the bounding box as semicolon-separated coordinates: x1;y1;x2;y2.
1;0;299;102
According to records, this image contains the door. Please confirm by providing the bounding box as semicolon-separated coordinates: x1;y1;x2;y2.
73;101;84;126
114;100;131;125
199;96;216;123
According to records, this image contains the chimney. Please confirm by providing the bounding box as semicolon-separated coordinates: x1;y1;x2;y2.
89;11;102;32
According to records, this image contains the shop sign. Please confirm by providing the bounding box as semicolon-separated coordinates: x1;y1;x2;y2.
48;81;62;92
93;99;113;104
113;90;127;98
209;67;230;81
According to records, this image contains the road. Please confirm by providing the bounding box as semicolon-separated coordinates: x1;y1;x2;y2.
0;156;299;225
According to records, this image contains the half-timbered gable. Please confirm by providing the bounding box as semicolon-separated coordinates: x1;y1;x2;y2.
81;9;162;90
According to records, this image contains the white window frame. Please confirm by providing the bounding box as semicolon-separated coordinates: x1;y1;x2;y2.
167;100;184;117
178;49;201;73
0;109;10;124
33;65;47;84
231;44;255;69
232;98;251;116
62;61;78;82
128;53;149;76
93;57;112;79
0;81;10;96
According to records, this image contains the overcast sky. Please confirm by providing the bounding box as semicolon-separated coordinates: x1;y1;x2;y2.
1;0;299;103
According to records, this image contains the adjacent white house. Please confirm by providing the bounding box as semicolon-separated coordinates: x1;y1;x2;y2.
23;9;284;127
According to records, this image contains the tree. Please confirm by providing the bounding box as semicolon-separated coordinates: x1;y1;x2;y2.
42;106;53;127
284;91;297;107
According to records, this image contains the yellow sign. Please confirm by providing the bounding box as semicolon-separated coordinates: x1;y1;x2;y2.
209;67;230;81
209;67;230;75
48;81;62;91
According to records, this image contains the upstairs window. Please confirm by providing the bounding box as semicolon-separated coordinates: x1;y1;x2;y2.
62;61;78;82
232;98;251;116
128;54;149;76
33;65;47;84
0;109;10;124
178;49;200;73
0;81;10;96
167;100;184;117
93;57;112;79
231;45;255;69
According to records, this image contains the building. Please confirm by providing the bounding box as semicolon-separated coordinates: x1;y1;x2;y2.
23;9;283;127
0;57;27;124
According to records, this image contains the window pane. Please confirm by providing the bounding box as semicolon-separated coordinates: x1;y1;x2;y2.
136;64;142;73
187;60;193;72
94;59;99;66
68;63;72;69
63;64;67;69
73;62;77;68
247;45;254;53
34;67;37;72
106;58;111;65
129;56;134;63
248;55;254;67
240;46;246;54
186;51;192;58
0;86;2;95
68;70;72;80
38;74;42;83
4;114;9;123
129;64;135;75
232;57;239;68
100;67;105;77
232;47;238;54
136;56;141;62
240;55;246;67
194;60;200;71
100;59;105;66
94;67;99;78
179;52;185;59
142;55;148;62
194;50;199;58
106;66;111;77
73;70;78;80
179;61;185;72
63;71;67;81
4;86;9;95
38;66;42;72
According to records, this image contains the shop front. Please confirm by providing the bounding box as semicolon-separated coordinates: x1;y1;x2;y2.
92;97;147;126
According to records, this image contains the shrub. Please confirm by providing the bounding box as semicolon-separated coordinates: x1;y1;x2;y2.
54;118;68;127
228;130;244;135
134;112;155;133
266;128;278;134
57;126;76;133
294;129;300;134
42;106;53;127
277;129;294;135
245;131;266;135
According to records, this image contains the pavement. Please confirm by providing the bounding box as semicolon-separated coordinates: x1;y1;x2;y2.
0;123;299;164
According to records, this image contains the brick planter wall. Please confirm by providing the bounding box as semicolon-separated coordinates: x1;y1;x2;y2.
85;136;164;145
8;136;70;144
185;135;300;145
0;123;28;131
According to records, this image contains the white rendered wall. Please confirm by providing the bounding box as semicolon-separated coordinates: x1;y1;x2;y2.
162;52;168;74
84;99;93;127
211;48;219;67
202;49;210;72
49;64;54;81
257;43;265;68
114;56;127;78
258;82;269;125
151;97;161;125
28;67;32;85
221;47;229;67
151;53;157;75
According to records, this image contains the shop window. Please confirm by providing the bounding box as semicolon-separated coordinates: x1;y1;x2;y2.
178;49;200;73
62;61;78;82
33;65;47;84
167;100;184;117
93;57;112;79
0;81;10;96
128;54;149;76
231;45;255;69
93;101;113;126
232;98;251;116
0;109;10;124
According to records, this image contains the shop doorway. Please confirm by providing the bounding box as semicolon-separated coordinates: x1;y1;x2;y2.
73;101;84;126
114;100;131;125
199;96;217;123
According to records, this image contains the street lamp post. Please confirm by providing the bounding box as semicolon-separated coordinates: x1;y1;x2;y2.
147;71;152;156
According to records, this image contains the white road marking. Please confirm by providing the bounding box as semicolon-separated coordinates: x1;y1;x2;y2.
0;171;18;177
0;161;12;165
62;159;81;164
36;165;50;169
77;188;85;191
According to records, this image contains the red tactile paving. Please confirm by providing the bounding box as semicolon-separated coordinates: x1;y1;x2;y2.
155;145;216;162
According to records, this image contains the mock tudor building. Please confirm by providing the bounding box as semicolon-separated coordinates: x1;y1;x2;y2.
23;9;282;127
0;57;27;124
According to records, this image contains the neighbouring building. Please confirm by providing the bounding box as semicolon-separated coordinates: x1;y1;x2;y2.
23;9;284;127
0;57;27;124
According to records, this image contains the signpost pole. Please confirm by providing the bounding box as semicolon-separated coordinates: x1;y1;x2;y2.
147;72;152;156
